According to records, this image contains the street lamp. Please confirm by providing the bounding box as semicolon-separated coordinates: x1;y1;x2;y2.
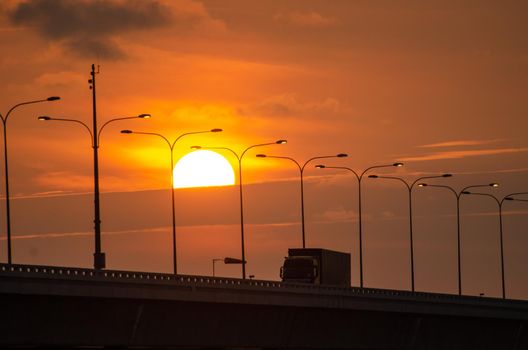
255;153;348;248
121;128;222;274
417;182;499;295
212;257;246;276
462;191;528;299
314;162;403;288
38;113;150;269
0;96;60;264
190;140;287;279
368;173;452;292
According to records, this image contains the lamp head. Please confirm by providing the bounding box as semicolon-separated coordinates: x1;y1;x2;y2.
191;145;202;150
211;128;223;133
138;114;151;119
490;183;499;188
368;175;379;178
47;96;61;101
120;130;133;134
256;154;266;158
418;183;428;187
462;191;471;195
337;153;348;158
38;116;51;121
315;164;326;169
504;197;514;201
393;162;404;167
276;139;287;144
442;173;453;177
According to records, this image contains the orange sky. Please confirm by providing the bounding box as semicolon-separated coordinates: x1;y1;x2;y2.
1;0;527;299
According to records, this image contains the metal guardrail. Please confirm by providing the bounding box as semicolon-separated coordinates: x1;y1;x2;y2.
1;263;526;309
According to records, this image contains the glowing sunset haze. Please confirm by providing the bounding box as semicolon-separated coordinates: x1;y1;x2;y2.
0;0;527;299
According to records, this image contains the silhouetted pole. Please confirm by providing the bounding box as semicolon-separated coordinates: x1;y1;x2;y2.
121;129;222;274
368;173;452;292
212;258;222;276
39;112;150;269
417;183;499;295
0;96;60;264
314;162;403;288
89;65;105;269
256;153;348;248
191;141;287;279
462;191;527;299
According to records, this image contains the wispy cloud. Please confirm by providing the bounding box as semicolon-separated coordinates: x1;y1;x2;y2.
274;11;339;28
418;139;503;148
400;148;528;162
453;167;528;176
1;226;170;241
249;93;343;118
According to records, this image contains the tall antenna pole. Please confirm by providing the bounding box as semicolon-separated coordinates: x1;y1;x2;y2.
90;64;105;270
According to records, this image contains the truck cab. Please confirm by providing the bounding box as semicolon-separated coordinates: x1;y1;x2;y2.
280;255;319;284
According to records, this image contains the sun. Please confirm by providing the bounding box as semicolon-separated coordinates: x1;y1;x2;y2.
173;150;235;189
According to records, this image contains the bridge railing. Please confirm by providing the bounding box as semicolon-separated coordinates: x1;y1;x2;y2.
0;263;524;308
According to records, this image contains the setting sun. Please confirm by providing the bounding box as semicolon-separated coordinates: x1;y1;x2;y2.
173;150;235;189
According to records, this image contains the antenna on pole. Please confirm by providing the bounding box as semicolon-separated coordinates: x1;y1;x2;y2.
90;63;105;270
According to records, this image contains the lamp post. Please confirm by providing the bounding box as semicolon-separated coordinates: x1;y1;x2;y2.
38;113;150;269
190;140;287;279
212;258;223;276
368;173;452;292
121;129;222;274
255;153;348;248
462;191;528;299
0;96;60;264
416;183;499;295
212;257;246;277
314;162;403;288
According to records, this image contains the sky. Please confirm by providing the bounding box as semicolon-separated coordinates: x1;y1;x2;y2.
0;0;527;299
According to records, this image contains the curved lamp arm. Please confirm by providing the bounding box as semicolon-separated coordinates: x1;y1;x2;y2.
191;145;240;162
3;97;60;123
38;116;94;146
369;175;410;190
256;154;302;172
315;165;360;181
464;192;500;207
502;192;528;204
171;129;223;149
360;162;403;179
300;154;347;173
240;140;287;161
418;183;459;198
120;130;171;149
97;114;151;144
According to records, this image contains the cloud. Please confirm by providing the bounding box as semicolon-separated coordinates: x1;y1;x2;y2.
315;206;357;222
33;171;93;192
274;11;338;28
34;70;84;87
8;0;171;59
418;139;503;148
249;93;342;118
2;226;169;241
400;148;528;162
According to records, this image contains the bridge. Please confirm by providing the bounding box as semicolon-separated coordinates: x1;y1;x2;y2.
1;263;527;349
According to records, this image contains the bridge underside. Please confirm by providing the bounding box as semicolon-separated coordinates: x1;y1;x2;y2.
1;264;527;349
1;293;526;349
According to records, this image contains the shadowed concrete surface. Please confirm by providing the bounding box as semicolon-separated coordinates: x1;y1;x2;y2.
0;264;527;349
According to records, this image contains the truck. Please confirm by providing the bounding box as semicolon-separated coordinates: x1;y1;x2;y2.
279;248;351;286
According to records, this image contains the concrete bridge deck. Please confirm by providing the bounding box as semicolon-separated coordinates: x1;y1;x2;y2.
0;263;527;349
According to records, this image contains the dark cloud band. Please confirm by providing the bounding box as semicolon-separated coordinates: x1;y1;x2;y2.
8;0;171;59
